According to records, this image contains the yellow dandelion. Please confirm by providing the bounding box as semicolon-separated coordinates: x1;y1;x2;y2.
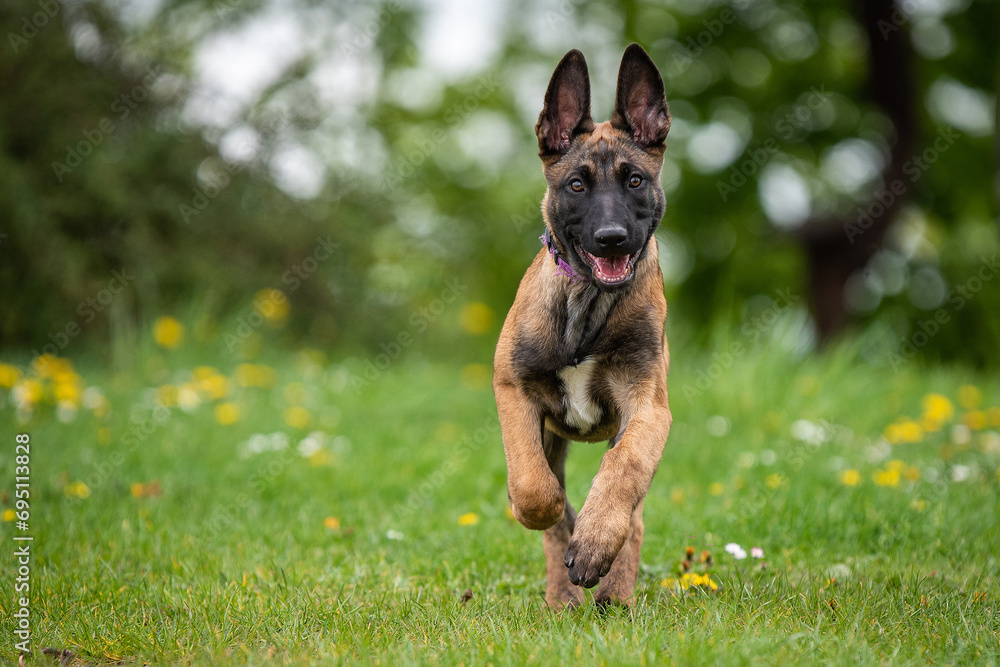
201;374;230;400
0;362;21;388
921;414;944;433
192;366;216;380
235;363;276;388
660;577;678;589
308;449;329;467
324;516;341;530
458;512;479;526
30;353;62;377
459;363;491;391
131;482;145;498
64;481;91;499
12;379;44;409
53;379;81;405
958;385;981;410
839;469;861;487
254;288;290;326
283;405;311;429
153;316;185;349
884;421;903;443
670;488;685;504
156;384;179;407
708;482;725;496
765;473;786;490
910;498;927;511
964;410;987;431
2;509;15;522
504;505;515;520
922;393;954;423
214;402;240;425
459;302;494;335
886;418;923;444
873;468;900;488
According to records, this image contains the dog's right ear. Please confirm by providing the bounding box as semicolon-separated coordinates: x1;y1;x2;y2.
535;49;594;156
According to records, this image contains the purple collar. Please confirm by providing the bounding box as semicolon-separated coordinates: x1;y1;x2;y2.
540;228;589;283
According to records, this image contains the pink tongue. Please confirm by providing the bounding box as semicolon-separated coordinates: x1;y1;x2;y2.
594;255;630;280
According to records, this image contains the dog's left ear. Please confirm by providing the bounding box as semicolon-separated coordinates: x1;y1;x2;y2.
612;43;670;149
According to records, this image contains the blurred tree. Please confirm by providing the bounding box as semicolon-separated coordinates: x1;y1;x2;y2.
1;0;997;369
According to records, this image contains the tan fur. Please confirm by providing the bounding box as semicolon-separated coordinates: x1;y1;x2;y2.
494;232;671;606
585;120;620;146
495;44;672;608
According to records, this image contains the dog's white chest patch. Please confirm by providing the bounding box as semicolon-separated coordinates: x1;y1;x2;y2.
557;357;602;431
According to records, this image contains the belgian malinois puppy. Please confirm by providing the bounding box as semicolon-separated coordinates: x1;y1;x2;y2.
493;44;672;608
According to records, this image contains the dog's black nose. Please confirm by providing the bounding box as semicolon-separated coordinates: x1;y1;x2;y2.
594;225;627;250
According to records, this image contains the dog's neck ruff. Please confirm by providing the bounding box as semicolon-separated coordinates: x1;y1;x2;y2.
541;227;589;283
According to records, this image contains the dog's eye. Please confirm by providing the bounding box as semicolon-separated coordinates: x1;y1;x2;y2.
569;179;584;193
629;175;643;188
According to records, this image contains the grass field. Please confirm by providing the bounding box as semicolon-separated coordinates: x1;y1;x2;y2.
1;329;999;665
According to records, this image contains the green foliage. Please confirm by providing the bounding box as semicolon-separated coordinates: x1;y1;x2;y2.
1;0;997;366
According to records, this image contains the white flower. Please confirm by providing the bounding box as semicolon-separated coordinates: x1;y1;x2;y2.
951;465;971;482
725;542;747;559
297;432;324;458
750;547;764;559
386;529;404;540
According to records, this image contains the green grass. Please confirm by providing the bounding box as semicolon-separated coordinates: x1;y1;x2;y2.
1;339;999;665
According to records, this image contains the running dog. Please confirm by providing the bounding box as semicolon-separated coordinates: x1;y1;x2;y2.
493;43;673;608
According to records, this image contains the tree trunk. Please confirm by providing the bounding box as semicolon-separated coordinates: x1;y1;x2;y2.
799;0;916;341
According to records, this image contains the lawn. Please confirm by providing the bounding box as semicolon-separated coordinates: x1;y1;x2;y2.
1;328;999;665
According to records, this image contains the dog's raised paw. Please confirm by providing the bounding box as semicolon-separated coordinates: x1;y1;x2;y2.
563;539;616;588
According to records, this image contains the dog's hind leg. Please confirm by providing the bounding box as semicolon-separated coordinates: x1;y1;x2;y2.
594;499;644;608
542;429;584;609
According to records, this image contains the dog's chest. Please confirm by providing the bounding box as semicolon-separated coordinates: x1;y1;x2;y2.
557;357;603;431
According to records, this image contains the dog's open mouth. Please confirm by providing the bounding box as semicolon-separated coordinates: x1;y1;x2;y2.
575;244;638;286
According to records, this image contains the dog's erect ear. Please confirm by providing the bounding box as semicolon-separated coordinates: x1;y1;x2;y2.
611;43;670;149
536;49;594;155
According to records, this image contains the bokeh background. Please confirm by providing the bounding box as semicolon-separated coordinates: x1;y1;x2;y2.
2;0;998;369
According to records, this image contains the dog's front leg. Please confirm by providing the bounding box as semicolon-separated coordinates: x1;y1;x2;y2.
564;383;671;589
495;381;566;530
